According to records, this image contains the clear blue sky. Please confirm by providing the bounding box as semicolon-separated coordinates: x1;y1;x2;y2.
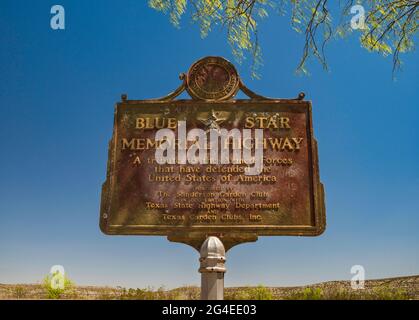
0;0;418;288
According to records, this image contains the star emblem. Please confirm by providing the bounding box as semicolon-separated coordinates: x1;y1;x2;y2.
198;109;228;132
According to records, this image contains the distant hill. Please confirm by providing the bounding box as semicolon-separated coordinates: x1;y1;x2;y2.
1;275;418;300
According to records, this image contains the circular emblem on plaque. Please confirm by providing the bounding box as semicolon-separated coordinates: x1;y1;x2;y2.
186;56;240;101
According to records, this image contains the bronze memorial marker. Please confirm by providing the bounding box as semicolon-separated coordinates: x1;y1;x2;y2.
99;56;326;299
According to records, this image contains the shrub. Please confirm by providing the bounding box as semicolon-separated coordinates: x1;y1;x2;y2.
287;287;324;300
43;272;74;299
12;286;26;299
225;286;273;300
370;286;410;300
119;286;181;300
247;285;274;300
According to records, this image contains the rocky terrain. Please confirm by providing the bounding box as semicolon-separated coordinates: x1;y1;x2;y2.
1;275;418;300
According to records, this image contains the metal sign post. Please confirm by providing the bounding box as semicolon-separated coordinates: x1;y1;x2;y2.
199;236;226;300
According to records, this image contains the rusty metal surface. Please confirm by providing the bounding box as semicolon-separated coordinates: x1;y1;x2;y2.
100;100;325;236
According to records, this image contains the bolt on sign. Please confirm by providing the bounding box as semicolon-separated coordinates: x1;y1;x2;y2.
100;57;326;250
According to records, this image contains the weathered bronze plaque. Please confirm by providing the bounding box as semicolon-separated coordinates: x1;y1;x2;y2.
100;57;325;250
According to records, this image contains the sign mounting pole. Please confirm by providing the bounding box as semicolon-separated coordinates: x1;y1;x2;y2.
199;236;226;300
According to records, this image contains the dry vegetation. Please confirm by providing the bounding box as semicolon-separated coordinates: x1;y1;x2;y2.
1;275;417;300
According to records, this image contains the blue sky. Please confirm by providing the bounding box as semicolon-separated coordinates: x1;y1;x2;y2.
0;0;418;289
